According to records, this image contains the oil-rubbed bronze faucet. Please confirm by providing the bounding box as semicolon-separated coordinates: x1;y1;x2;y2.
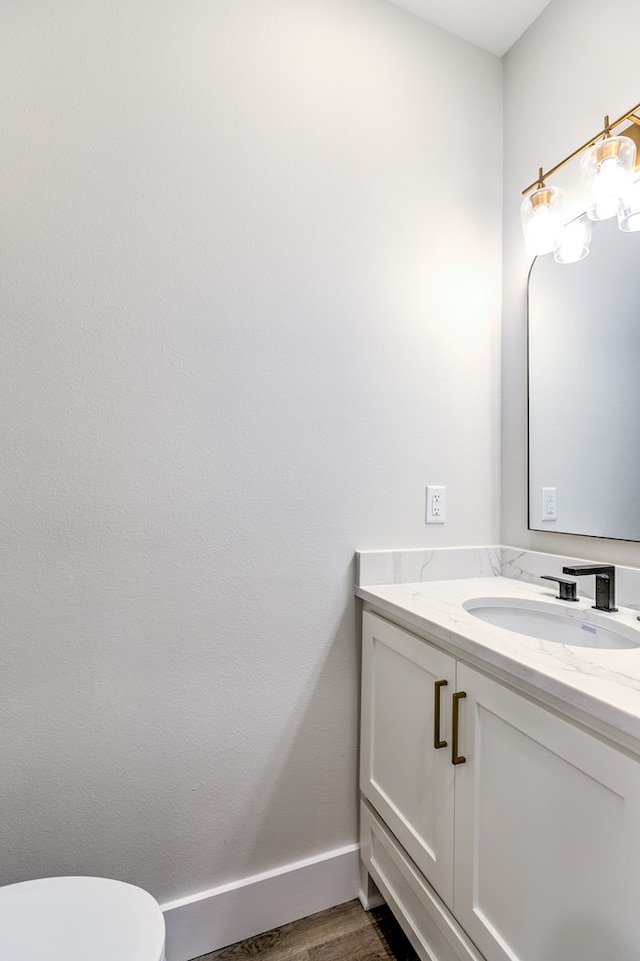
562;565;617;612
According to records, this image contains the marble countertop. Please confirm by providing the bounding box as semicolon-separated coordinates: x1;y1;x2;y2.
356;576;640;749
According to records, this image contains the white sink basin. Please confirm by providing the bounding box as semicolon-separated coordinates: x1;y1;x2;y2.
463;597;639;649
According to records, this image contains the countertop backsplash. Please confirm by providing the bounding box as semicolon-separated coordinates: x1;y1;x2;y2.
356;546;640;610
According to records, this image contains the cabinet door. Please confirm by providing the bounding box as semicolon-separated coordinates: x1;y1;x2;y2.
361;612;456;907
454;662;640;961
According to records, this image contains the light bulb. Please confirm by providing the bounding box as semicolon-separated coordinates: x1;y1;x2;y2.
527;205;555;253
581;135;636;222
591;156;625;219
520;184;565;256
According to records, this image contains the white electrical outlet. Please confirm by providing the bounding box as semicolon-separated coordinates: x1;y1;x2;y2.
426;485;446;524
541;486;557;521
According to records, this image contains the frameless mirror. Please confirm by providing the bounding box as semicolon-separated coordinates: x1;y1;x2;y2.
528;217;640;541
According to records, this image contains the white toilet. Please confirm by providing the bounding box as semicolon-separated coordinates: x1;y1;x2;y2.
0;876;166;960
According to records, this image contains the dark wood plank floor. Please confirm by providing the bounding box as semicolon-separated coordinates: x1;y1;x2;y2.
193;900;420;961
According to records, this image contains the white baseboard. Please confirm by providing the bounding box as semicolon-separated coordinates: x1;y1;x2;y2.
161;843;361;961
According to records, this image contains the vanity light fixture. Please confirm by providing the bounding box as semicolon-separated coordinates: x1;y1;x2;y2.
520;172;565;256
552;214;592;264
580;121;636;222
618;177;640;232
521;100;640;261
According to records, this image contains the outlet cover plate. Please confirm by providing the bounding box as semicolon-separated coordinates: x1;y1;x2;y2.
426;485;446;524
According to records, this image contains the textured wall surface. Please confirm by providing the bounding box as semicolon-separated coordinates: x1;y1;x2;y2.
0;0;502;902
502;0;640;566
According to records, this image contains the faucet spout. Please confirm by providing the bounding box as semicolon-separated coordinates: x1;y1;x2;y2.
561;564;617;612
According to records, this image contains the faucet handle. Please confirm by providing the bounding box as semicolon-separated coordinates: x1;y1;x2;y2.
540;575;579;602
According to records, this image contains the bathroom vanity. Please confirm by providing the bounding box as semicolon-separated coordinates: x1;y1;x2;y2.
356;549;640;961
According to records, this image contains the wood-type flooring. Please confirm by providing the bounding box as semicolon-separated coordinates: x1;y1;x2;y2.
194;899;420;961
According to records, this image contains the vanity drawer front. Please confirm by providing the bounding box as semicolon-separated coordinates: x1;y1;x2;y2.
360;799;485;961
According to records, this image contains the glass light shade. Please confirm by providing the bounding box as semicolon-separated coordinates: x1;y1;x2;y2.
520;184;565;256
581;135;636;221
553;216;592;264
618;177;640;232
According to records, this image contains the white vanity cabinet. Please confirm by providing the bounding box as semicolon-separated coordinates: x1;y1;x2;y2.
360;610;640;961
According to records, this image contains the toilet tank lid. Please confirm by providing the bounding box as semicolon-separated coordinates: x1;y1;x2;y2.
0;876;165;961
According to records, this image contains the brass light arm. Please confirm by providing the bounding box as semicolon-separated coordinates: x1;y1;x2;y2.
522;99;640;196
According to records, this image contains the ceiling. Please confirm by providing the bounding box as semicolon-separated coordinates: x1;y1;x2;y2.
384;0;552;56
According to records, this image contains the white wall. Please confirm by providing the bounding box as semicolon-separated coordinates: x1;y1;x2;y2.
502;0;640;566
0;0;502;902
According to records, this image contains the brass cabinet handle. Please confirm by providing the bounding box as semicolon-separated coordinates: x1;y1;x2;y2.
433;679;448;749
452;691;467;765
